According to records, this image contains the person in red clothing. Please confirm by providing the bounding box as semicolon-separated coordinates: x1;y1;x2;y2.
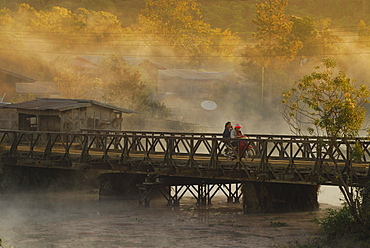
230;124;248;157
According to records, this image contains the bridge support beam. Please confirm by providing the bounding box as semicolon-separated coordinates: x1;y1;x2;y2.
242;182;319;213
98;173;147;200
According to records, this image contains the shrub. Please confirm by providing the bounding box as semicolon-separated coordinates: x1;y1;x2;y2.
318;205;370;244
317;206;354;240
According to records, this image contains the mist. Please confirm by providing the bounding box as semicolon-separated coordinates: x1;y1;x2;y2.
1;2;369;135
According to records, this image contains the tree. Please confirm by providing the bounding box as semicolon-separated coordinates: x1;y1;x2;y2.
199;0;254;39
290;16;342;58
282;58;369;137
243;0;302;69
313;18;342;57
30;6;129;49
242;0;302;105
31;6;79;33
282;58;370;227
9;4;132;53
138;0;240;65
53;68;103;99
358;19;370;47
102;55;172;118
101;54;145;109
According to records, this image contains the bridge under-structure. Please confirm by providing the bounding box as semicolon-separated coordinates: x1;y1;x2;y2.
0;129;369;212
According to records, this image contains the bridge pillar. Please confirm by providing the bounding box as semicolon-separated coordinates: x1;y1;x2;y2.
98;173;147;200
242;182;319;213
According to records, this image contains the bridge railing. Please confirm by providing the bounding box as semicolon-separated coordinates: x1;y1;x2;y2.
0;130;369;185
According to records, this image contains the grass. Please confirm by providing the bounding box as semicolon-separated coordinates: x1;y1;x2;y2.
270;221;288;227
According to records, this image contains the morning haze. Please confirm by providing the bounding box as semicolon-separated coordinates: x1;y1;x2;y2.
1;0;370;134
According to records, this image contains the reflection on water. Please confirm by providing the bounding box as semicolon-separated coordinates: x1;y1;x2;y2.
318;185;343;207
0;188;342;248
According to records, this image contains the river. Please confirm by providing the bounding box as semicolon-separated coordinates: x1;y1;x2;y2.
0;186;342;248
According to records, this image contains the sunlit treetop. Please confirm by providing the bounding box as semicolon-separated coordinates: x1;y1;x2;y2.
243;0;302;69
138;0;240;65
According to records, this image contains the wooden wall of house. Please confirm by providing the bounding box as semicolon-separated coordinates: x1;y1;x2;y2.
16;109;61;131
85;105;122;130
61;106;121;132
39;115;61;132
0;105;125;132
0;108;17;130
61;108;87;132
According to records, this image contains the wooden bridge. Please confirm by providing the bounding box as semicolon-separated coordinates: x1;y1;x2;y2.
0;129;369;209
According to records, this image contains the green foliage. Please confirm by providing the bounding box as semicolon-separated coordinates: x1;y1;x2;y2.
270;221;288;227
317;207;354;239
362;181;370;219
11;93;35;103
282;58;370;137
134;217;143;223
317;205;370;244
351;142;364;162
310;183;370;247
136;99;172;118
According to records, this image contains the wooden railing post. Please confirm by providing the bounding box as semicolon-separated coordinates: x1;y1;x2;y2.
258;141;268;172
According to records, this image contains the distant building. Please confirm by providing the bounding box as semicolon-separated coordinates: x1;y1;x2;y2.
156;69;239;126
69;55;105;76
0;98;136;132
158;69;238;98
0;68;36;102
70;55;166;82
16;81;60;99
0;68;61;102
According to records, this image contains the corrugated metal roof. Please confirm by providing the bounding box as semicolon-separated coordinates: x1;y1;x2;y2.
0;68;36;82
158;69;230;80
122;57;167;69
1;98;136;114
74;56;166;70
76;55;104;67
16;82;60;94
